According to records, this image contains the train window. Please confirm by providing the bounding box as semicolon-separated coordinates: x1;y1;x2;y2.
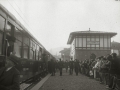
23;44;29;59
38;47;42;59
0;15;5;55
6;22;13;36
35;45;39;60
30;40;35;60
36;45;39;51
13;40;22;57
0;15;5;31
15;28;22;41
30;49;34;59
0;33;2;55
36;50;39;60
30;40;32;48
32;42;36;51
23;35;29;46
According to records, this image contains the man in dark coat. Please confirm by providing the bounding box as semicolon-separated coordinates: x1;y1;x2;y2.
0;55;20;90
51;59;56;76
108;53;120;89
74;59;79;76
58;59;63;76
65;60;69;72
69;58;74;75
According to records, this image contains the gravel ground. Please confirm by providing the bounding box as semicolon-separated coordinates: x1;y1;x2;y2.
39;69;107;90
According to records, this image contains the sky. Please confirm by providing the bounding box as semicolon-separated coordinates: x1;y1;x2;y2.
0;0;120;50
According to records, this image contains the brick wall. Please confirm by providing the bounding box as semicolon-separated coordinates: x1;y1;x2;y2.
75;49;111;61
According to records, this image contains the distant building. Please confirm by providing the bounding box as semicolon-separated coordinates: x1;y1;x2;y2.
67;30;117;60
59;48;70;61
53;55;61;60
111;41;120;56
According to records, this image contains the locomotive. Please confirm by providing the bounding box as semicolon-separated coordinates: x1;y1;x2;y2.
0;4;55;84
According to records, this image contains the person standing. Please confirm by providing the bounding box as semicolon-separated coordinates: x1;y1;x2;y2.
65;60;69;72
0;55;20;90
51;59;56;76
74;59;79;76
108;53;120;89
69;58;74;75
59;59;63;76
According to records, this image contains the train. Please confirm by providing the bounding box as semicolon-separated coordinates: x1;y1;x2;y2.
0;4;55;84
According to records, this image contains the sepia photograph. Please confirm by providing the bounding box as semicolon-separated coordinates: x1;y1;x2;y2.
0;0;120;90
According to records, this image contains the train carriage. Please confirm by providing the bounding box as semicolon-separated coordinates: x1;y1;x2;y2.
0;4;54;85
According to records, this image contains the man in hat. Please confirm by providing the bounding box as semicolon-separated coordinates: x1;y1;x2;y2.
0;55;20;90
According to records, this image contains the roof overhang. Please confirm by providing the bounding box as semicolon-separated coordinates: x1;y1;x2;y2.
67;31;117;44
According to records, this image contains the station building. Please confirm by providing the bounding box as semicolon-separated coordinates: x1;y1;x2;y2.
67;30;117;60
59;48;70;61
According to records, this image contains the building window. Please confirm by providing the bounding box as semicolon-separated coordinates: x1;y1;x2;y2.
79;38;82;47
83;38;86;47
104;36;107;47
76;38;79;47
91;36;95;41
108;36;110;47
100;36;103;47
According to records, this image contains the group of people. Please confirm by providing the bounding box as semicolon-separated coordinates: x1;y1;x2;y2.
79;53;120;90
48;58;80;76
48;53;120;90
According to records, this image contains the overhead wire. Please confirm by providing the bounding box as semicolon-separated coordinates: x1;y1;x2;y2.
12;0;30;23
6;0;33;32
6;0;45;47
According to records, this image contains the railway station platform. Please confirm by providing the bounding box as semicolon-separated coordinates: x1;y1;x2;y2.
31;69;108;90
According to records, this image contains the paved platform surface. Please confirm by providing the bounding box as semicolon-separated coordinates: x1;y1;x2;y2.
39;69;107;90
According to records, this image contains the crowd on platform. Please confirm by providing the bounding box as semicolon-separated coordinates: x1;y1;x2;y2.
48;53;120;90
